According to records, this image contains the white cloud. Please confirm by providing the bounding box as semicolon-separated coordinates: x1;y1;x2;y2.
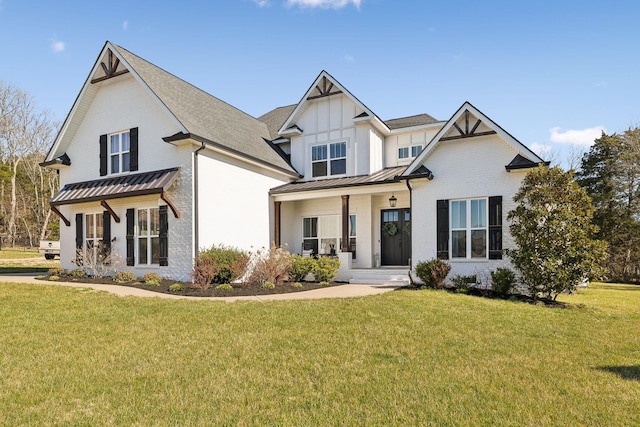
530;142;553;156
123;20;128;30
287;0;362;9
550;126;605;146
253;0;269;6
50;38;65;54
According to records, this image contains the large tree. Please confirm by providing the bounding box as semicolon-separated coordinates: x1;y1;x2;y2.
507;166;607;300
576;128;640;282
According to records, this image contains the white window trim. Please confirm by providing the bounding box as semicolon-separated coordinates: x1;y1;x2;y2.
450;197;488;261
109;129;131;175
84;212;104;262
136;206;160;266
310;140;348;179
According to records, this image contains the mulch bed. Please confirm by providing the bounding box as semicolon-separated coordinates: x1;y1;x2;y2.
38;275;342;297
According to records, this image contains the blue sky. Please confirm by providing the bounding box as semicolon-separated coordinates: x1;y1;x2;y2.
1;0;639;167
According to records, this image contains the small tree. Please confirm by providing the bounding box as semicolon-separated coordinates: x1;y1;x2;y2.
507;166;608;300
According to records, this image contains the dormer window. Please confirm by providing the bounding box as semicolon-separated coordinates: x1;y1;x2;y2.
110;130;131;174
312;141;346;177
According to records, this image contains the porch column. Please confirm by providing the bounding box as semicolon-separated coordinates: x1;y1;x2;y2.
341;195;349;252
274;201;281;248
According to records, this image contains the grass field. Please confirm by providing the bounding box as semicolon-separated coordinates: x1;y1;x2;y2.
0;247;59;273
0;281;638;425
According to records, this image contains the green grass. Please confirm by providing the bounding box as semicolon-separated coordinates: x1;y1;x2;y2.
0;282;639;425
0;247;59;272
0;248;42;259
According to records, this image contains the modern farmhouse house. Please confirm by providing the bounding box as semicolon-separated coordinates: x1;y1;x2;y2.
42;41;546;283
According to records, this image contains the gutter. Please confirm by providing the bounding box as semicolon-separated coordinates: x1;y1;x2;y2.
193;142;206;260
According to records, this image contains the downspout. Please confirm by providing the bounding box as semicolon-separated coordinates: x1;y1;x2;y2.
405;178;413;270
193;142;206;260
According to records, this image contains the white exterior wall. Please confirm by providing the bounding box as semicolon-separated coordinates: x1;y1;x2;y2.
197;151;289;252
56;74;196;281
384;127;441;169
411;135;527;282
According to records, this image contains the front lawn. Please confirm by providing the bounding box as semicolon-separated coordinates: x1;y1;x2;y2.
0;281;638;425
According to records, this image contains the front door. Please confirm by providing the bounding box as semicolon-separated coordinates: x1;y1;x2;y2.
381;209;411;265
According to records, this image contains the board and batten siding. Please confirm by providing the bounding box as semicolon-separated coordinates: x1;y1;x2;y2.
410;134;528;280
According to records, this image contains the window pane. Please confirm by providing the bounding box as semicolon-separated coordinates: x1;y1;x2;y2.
398;147;409;159
151;237;160;264
111;155;119;174
411;145;422;157
138;238;148;264
330;158;346;175
138;209;148;236
349;215;356;237
121;132;130;151
330;142;346;159
452;230;467;258
312;145;327;161
451;200;466;229
312;161;327;177
303;217;317;238
110;135;119;153
471;199;486;228
122;153;130;172
150;208;160;235
86;215;94;239
96;214;103;239
471;230;486;258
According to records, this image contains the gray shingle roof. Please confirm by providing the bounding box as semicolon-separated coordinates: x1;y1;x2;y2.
384;113;440;130
257;104;296;140
113;44;298;176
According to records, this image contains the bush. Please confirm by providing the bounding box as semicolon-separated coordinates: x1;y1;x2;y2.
290;255;315;281
451;274;476;294
47;267;66;277
415;259;451;289
48;275;59;281
142;272;162;286
69;268;87;278
193;244;249;288
292;282;303;288
261;281;276;289
319;281;330;287
247;245;292;286
215;284;233;291
169;283;184;292
312;257;340;283
491;267;516;297
114;270;137;283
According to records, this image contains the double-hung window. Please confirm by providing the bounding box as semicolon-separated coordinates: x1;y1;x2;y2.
138;207;160;265
110;130;131;174
312;142;346;177
450;198;487;259
85;213;104;261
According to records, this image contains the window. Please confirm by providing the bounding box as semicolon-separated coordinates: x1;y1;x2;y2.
312;142;346;177
349;214;356;259
450;199;487;259
302;215;346;256
398;145;422;160
110;130;131;174
138;207;160;265
85;213;104;261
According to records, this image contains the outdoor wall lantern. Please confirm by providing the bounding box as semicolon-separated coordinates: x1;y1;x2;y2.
389;194;397;207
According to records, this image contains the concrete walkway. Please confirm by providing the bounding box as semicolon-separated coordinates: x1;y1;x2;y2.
0;273;405;302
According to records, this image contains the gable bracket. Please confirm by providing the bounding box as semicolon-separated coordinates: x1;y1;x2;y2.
91;49;130;84
161;192;181;218
101;200;121;223
307;76;343;100
444;110;497;141
50;205;71;227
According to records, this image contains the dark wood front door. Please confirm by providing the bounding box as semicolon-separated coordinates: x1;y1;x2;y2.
381;209;411;265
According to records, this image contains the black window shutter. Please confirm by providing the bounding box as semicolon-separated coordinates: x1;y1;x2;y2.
102;211;111;253
75;213;83;264
436;199;449;260
129;127;139;171
99;134;107;176
126;208;135;266
159;205;168;266
488;196;503;259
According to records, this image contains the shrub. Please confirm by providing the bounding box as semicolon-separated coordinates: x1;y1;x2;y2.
73;247;123;278
193;244;249;287
215;284;233;291
292;282;303;288
169;283;184;292
261;281;276;289
451;274;476;294
142;272;162;286
290;255;315;281
415;259;451;289
247;245;292;286
312;257;340;283
114;271;137;283
491;267;516;297
47;267;66;277
319;281;330;287
69;268;87;278
48;275;59;281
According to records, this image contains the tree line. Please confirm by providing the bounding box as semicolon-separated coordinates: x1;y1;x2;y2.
0;80;59;248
